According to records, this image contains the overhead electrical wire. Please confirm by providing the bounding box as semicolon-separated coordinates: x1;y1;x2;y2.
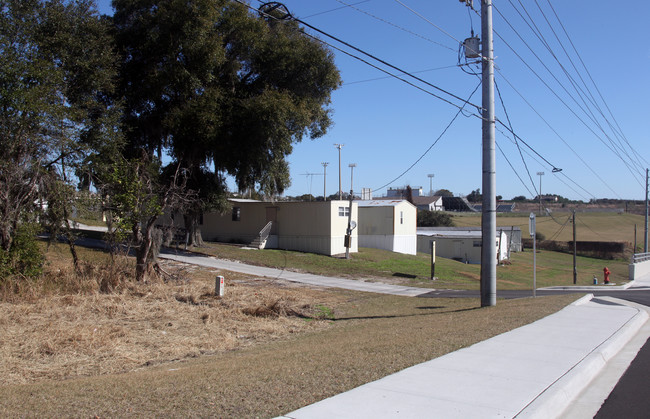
302;0;371;19
543;0;649;169
495;79;538;197
333;0;456;52
390;0;598;201
244;0;483;114
490;3;644;188
292;15;482;113
249;0;614;202
493;69;619;199
495;141;536;198
343;64;459;86
373;81;482;193
509;0;645;178
392;0;464;46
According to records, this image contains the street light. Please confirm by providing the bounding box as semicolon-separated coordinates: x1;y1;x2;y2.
349;163;357;194
321;162;329;201
346;163;357;260
334;143;344;200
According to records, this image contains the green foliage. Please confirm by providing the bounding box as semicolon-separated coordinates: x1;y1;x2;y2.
0;0;118;256
466;188;481;203
434;189;454;197
418;210;454;227
104;156;163;239
512;195;527;202
113;0;340;214
0;224;44;280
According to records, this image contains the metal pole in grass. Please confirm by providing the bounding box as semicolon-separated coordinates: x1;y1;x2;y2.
430;241;436;280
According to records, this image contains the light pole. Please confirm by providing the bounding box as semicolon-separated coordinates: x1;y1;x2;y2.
345;163;356;260
334;143;344;200
427;174;435;196
321;162;329;201
349;163;357;194
537;172;544;215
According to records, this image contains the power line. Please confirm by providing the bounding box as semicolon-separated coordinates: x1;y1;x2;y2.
491;3;644;186
292;15;482;113
495;140;536;197
392;0;464;46
494;69;621;199
544;0;649;169
509;0;645;178
246;0;482;113
343;65;459;86
373;81;482;193
333;0;456;52
495;79;538;196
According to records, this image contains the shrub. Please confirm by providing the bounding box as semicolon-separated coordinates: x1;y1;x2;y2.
0;224;44;280
417;210;454;227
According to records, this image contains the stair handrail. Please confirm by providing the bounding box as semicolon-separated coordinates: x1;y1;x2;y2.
631;252;650;264
259;221;273;242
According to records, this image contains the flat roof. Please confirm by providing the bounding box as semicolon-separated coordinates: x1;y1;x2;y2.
356;199;406;207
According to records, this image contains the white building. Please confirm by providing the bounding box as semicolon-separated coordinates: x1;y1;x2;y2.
357;200;417;255
416;228;509;264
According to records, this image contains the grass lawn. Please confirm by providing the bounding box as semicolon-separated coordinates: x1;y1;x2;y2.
0;287;580;417
196;242;630;289
0;239;612;416
452;211;644;244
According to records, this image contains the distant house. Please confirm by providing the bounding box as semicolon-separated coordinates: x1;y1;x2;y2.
163;199;358;256
411;196;444;211
357;199;417;255
416;227;509;264
441;196;478;212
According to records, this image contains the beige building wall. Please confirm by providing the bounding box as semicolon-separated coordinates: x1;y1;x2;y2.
358;201;417;255
175;200;358;256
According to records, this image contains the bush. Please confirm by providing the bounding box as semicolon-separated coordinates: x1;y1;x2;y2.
417;210;454;227
0;224;44;280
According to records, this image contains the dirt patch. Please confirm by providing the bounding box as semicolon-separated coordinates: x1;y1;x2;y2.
0;258;347;385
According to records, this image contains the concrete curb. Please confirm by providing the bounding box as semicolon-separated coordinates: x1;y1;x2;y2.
514;296;649;419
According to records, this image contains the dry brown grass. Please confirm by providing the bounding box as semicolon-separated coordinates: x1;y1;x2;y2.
0;247;346;385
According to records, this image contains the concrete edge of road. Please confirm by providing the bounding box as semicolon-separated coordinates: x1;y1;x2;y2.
539;282;635;291
515;294;650;419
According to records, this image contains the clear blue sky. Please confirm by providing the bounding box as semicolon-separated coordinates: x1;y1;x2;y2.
96;0;650;201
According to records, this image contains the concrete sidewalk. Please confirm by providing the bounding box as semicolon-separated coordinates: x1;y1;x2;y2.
159;250;430;297
279;293;649;419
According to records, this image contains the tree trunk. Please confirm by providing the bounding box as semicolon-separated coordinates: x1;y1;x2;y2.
184;212;204;247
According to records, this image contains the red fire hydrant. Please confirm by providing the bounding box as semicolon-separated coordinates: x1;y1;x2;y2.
603;267;611;284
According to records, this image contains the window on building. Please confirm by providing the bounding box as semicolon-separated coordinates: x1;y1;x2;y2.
232;207;241;221
338;206;349;217
473;240;482;247
400;211;404;224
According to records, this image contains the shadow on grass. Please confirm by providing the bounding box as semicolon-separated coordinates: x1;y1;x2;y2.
393;272;418;279
333;305;482;321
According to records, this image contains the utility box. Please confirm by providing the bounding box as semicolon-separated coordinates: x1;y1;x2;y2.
464;36;480;59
